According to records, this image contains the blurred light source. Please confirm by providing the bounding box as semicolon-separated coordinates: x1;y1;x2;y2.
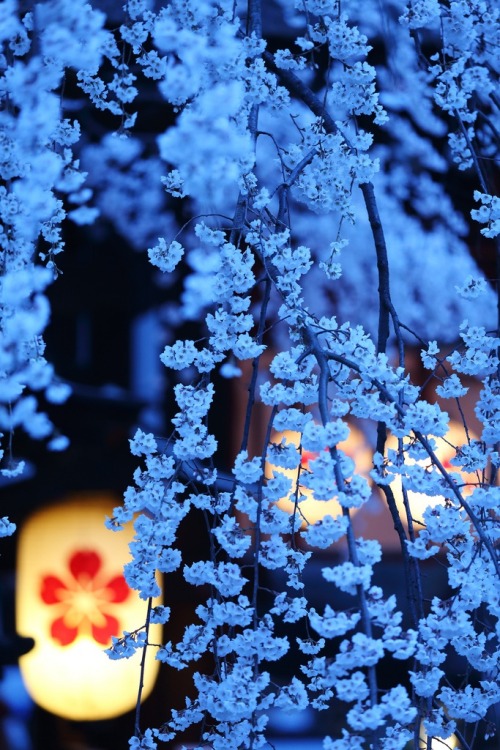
419;724;460;748
16;493;161;721
387;420;478;526
265;425;373;526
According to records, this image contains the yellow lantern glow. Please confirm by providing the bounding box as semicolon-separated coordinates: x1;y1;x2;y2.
387;421;478;525
419;724;460;749
16;493;162;721
265;425;374;526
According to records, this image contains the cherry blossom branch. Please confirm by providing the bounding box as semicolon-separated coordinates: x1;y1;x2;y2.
275;148;317;230
454;109;490;196
246;0;262;38
240;278;273;454
413;430;500;577
134;596;153;738
317;343;500;578
306;326;380;732
262;52;405;362
358;182;404;364
380;481;424;626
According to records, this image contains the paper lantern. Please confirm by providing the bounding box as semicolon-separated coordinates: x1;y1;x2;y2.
16;493;162;721
265;425;373;526
387;421;478;525
419;724;460;749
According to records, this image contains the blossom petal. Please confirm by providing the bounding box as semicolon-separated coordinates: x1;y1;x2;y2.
51;615;78;646
69;550;101;581
41;575;67;604
105;575;130;603
92;613;120;645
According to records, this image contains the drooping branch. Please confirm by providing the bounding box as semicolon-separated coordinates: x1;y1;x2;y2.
134;597;153;738
262;52;405;365
319;344;500;579
306;325;380;728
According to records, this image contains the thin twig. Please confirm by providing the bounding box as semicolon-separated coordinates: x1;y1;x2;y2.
134;596;153;737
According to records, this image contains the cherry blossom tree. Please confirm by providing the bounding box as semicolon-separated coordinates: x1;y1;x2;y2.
1;1;499;749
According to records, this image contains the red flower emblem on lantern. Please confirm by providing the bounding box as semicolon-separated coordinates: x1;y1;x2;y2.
40;550;130;646
301;449;320;470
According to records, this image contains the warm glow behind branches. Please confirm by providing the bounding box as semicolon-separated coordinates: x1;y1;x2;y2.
266;421;479;534
265;425;374;526
387;420;479;526
419;724;460;749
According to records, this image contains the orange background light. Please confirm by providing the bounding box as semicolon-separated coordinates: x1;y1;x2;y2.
386;421;479;525
265;425;374;526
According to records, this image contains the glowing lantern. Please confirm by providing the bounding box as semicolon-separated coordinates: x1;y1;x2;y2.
16;493;162;721
387;420;478;525
265;424;373;526
419;724;460;748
